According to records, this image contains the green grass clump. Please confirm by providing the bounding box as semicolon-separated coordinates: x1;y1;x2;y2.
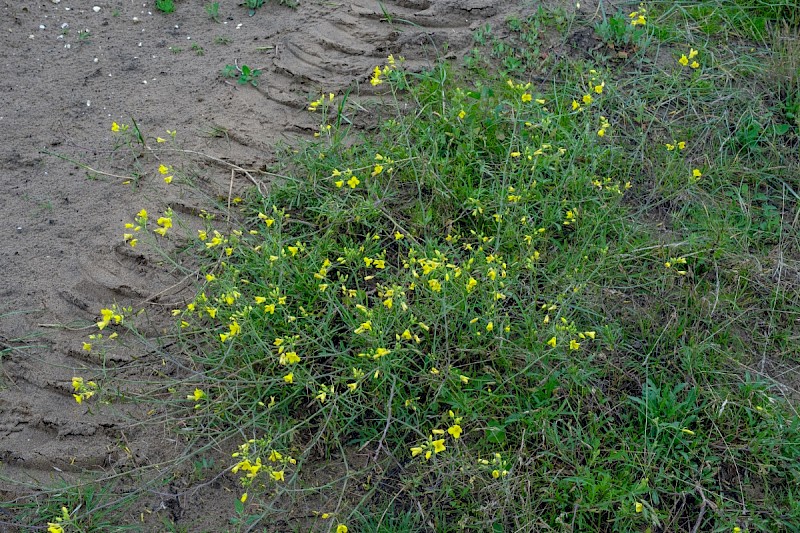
162;48;799;530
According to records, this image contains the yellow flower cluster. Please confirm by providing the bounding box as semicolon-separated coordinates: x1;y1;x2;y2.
572;70;605;112
158;163;174;184
47;506;72;533
478;452;511;479
369;54;399;86
231;439;296;499
629;3;647;26
410;411;464;460
664;256;688;275
96;306;124;330
678;48;700;69
665;140;687;151
72;376;98;404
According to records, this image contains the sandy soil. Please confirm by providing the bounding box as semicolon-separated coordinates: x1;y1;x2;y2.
0;0;540;528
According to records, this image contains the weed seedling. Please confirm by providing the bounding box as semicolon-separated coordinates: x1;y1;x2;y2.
221;64;262;86
205;2;221;22
155;0;175;14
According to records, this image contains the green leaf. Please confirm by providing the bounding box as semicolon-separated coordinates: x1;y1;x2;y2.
486;421;507;444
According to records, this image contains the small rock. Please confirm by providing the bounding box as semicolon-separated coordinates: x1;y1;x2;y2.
93;6;101;12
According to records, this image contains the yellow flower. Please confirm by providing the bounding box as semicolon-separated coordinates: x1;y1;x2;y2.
157;216;172;228
411;446;423;457
666;143;675;151
635;501;643;513
677;141;686;150
690;60;699;69
678;54;689;66
521;93;532;103
432;439;446;453
447;424;462;439
355;321;372;334
458;109;466;119
283;373;294;384
370;65;383;86
572;100;580;110
158;164;169;175
111;122;120;132
240;493;248;503
187;388;206;401
156;137;166;143
371;164;384;177
82;342;92;352
692;168;702;179
270;470;285;482
336;525;348;533
569;339;581;351
48;524;65;533
164;175;173;184
136;209;148;221
347;176;360;188
597;129;605;137
688;48;698;59
547;336;557;348
486;321;494;332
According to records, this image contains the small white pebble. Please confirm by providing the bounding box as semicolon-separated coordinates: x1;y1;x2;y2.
137;42;142;47
64;43;71;48
29;34;34;39
51;0;61;3
39;24;46;29
61;23;69;29
86;100;91;107
132;16;140;22
174;25;179;29
92;6;101;12
186;36;191;40
142;80;147;84
93;57;99;62
236;23;242;29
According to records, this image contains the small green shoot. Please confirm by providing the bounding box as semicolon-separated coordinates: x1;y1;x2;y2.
205;2;221;22
220;64;262;86
155;0;176;14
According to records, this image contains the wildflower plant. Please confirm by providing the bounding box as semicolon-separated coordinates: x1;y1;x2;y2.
53;7;800;529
